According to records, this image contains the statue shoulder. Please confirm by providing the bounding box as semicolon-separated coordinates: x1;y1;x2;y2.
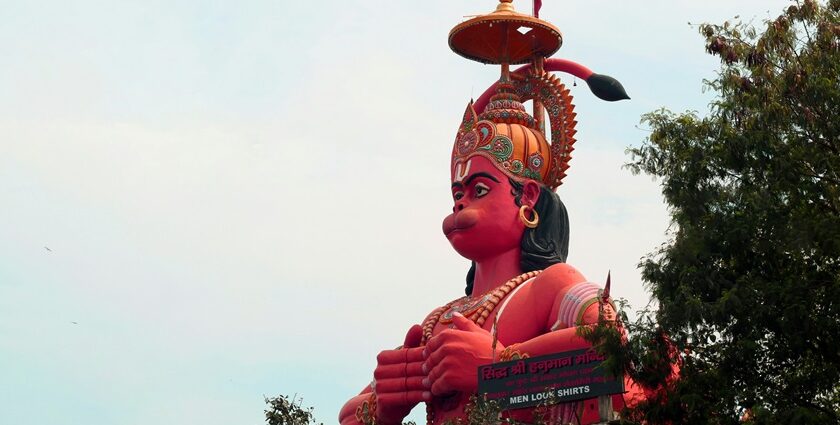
506;264;590;334
531;263;588;296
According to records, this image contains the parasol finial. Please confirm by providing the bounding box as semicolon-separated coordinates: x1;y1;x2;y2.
496;0;514;12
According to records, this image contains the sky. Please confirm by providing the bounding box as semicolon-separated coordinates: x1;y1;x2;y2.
0;1;794;424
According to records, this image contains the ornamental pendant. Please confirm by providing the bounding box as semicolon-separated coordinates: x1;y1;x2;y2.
439;294;491;324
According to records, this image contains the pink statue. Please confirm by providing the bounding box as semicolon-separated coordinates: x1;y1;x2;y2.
339;1;645;423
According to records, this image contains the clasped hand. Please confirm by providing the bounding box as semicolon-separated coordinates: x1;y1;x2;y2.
372;325;425;424
373;313;502;422
422;312;502;396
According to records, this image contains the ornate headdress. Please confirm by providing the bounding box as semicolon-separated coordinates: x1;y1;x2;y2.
448;0;628;190
451;75;577;189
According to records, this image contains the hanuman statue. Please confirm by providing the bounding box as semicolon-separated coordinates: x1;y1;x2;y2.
340;1;646;424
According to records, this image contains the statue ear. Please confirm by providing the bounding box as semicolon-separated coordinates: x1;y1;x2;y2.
521;179;541;208
457;101;478;136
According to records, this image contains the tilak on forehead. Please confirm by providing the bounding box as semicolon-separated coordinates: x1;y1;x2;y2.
448;0;629;190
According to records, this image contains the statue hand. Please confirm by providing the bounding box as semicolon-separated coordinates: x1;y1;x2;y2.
373;324;426;424
422;312;503;396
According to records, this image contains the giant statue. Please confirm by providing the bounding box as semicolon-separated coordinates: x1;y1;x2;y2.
339;1;645;423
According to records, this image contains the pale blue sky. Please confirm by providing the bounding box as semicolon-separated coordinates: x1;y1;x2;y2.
1;1;791;424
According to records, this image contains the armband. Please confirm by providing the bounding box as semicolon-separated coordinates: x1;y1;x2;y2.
551;282;601;330
499;343;529;361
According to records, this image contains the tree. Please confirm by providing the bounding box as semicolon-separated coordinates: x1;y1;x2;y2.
264;395;323;425
597;1;840;423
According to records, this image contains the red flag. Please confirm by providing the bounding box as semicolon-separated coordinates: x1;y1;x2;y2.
533;0;542;17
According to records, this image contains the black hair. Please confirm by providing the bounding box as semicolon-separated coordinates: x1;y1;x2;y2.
464;177;570;296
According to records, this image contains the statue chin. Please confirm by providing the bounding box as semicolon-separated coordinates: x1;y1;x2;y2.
446;228;521;262
445;230;483;260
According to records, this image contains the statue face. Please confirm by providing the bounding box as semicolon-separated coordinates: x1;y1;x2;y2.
443;156;526;261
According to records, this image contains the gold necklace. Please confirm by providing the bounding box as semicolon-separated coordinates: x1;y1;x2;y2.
420;270;541;345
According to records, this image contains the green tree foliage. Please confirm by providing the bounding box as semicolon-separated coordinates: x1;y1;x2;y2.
264;395;323;425
599;1;840;423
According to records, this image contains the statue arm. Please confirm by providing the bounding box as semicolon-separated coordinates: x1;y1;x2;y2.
505;263;614;358
500;304;605;358
523;274;675;409
338;386;372;425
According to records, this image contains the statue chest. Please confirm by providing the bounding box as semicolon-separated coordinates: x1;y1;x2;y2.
421;276;544;346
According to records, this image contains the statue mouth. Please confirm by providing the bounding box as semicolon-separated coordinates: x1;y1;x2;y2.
443;210;479;236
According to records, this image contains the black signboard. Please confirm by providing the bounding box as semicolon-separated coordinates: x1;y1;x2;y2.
476;348;624;410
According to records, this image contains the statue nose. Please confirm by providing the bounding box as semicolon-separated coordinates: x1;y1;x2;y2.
454;201;466;213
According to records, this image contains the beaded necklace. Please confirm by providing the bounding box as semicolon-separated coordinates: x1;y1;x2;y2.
420;270;541;345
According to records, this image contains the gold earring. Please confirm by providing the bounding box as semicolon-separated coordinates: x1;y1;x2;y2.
519;205;539;228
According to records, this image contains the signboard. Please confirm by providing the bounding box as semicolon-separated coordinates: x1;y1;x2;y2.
476;348;624;410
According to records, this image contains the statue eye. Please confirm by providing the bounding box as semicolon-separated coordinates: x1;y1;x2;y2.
474;183;490;198
454;191;465;201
